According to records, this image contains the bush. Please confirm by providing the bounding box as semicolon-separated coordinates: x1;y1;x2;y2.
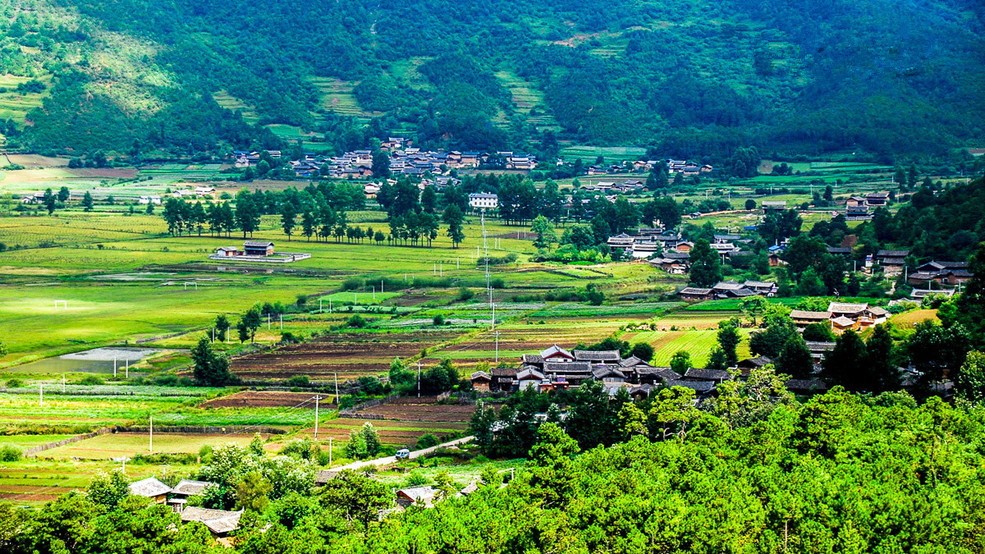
346;315;368;328
286;375;310;387
416;434;440;449
0;445;22;462
433;314;446;326
79;376;104;386
5;378;23;388
406;471;429;486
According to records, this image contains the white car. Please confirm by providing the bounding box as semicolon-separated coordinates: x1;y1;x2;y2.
395;448;411;459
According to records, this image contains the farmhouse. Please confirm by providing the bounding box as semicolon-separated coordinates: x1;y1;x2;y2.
649;252;690;274
470;371;492;392
129;477;171;503
678;287;714;301
168;479;216;513
908;261;973;287
791;310;832;328
845;196;870;219
180;507;243;537
468;193;499;210
244;241;275;256
396;486;438;508
875;249;909;277
762;201;786;211
696;280;777;300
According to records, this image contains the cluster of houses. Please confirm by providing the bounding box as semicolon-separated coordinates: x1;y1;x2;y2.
470;345;734;399
470;343;831;398
667;159;715;176
581;180;646;195
844;191;890;220
606;227;680;260
678;280;778;300
129;478;241;537
606;231;749;266
790;301;889;333
238;142;539;180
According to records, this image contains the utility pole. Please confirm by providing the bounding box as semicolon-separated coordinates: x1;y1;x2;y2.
39;383;43;407
417;361;422;398
334;372;339;402
495;331;500;363
113;357;117;377
314;396;320;439
125;358;129;379
279;314;283;331
149;416;153;453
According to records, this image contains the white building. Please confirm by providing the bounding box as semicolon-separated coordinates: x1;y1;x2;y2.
469;193;499;210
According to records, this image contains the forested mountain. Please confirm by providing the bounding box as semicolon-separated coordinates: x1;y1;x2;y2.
2;0;983;157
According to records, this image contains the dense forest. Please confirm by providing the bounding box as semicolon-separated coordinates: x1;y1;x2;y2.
1;0;983;157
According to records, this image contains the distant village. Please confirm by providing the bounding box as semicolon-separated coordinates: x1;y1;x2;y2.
229;139;700;181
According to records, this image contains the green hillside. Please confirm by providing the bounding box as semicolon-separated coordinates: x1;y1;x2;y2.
1;0;982;158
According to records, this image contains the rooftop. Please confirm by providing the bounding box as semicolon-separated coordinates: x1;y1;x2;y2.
129;477;171;498
180;507;243;535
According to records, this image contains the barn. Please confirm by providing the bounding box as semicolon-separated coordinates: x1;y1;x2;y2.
243;241;274;256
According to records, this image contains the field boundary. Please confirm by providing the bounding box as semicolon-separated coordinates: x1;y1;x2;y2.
23;427;113;457
120;425;287;435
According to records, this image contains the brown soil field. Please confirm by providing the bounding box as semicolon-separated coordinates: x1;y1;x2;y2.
295;417;468;446
356;398;477;423
200;391;337;409
231;331;458;380
4;154;66;168
0;484;63;503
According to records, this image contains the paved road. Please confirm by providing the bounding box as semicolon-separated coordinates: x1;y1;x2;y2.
329;435;474;472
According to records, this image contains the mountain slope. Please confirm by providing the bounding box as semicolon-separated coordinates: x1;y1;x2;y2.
3;0;983;158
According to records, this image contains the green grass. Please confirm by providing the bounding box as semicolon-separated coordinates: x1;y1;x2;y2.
42;432;258;459
559;146;647;163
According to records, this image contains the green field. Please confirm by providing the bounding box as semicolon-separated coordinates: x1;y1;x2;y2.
41;432;259;459
559;146;648;163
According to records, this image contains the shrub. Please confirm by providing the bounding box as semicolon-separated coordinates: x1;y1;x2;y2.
80;376;104;386
346;315;368;328
286;375;310;387
416;434;440;449
433;314;446;326
406;471;429;486
0;445;22;462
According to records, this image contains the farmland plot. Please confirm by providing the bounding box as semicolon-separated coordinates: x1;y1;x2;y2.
231;330;461;380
